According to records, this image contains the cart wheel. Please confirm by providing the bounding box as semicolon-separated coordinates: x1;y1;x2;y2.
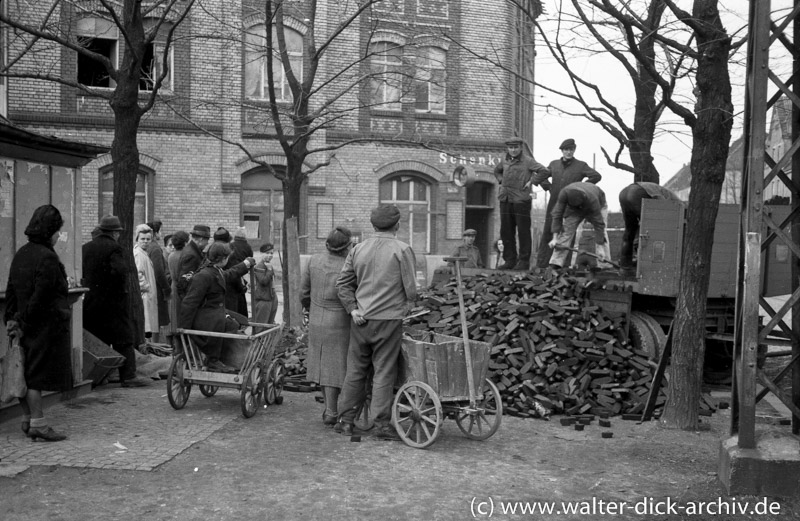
264;359;285;406
240;363;262;418
393;381;442;449
455;379;503;440
167;353;192;410
199;385;218;397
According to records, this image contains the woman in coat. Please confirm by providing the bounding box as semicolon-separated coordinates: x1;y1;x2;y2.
4;205;71;441
300;227;352;426
134;224;158;338
178;242;253;373
253;243;278;325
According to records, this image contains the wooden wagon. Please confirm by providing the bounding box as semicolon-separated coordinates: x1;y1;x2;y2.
168;323;285;418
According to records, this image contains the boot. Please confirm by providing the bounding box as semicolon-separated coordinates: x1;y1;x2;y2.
29;426;67;442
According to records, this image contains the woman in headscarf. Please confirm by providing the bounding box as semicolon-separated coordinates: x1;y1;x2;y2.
300;226;353;426
4;205;71;441
134;224;158;339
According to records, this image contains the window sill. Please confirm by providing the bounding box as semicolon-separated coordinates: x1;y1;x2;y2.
370;109;404;118
414;111;447;120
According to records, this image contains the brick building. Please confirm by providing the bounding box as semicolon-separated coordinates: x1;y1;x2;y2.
3;0;542;264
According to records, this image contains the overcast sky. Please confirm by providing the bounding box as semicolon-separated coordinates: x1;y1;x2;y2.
529;0;760;211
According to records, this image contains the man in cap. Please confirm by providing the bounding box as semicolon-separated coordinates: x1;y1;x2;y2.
447;229;484;269
547;182;611;269
83;216;149;387
334;204;417;440
618;182;680;270
535;138;603;268
493;136;550;270
177;224;211;301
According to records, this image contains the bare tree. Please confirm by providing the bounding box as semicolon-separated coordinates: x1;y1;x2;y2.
1;0;196;344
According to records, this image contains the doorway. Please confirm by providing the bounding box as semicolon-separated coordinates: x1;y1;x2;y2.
464;181;494;267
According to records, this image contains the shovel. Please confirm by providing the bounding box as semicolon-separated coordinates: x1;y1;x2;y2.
443;256;477;407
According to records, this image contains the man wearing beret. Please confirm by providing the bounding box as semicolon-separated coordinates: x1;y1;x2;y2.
335;204;418;440
535;138;603;268
448;229;484;269
493;136;550;270
547;182;611;269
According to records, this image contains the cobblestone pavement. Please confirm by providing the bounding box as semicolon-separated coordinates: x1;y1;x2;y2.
0;383;238;474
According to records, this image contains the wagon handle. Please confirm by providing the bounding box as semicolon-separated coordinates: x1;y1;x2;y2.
444;256;477;407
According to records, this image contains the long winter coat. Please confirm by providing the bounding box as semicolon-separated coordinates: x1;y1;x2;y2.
146;241;171;327
167;249;183;334
4;241;72;392
179;262;249;357
226;238;253;315
82;233;134;345
134;244;158;333
301;252;349;388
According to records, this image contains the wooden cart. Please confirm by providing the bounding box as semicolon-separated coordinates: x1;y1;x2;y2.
168;323;285;418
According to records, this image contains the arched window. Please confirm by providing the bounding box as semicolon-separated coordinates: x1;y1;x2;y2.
99;169;153;224
368;41;402;111
244;24;303;102
414;46;446;113
379;173;431;253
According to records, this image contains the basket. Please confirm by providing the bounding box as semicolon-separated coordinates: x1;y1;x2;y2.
82;330;125;385
400;329;492;401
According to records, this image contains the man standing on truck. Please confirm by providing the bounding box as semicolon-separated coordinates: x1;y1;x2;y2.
493;136;550;271
547;182;611;269
535;138;603;268
618;182;680;270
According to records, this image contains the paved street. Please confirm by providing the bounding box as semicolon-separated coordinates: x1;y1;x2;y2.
1;380;798;520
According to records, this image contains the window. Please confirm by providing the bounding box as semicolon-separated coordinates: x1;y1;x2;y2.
369;42;402;111
99;171;151;224
414;46;446;113
242;168;286;248
140;41;173;91
245;24;303;102
379;174;431;253
77;18;119;88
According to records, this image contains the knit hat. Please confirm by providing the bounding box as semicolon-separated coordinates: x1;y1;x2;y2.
234;227;247;239
213;227;231;243
370;205;401;229
559;138;576;150
326;226;353;253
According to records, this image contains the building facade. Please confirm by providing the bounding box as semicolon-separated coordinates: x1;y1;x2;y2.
3;0;542;264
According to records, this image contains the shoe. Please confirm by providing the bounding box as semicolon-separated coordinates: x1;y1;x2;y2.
513;261;529;271
28;426;67;442
207;359;237;373
375;426;401;441
121;376;151;388
333;422;354;436
21;420;30;436
497;261;517;270
323;412;338;426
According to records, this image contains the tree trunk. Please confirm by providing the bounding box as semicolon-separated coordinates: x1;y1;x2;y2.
661;0;732;430
280;159;305;326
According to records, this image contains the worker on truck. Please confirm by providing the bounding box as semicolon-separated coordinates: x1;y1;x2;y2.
547;182;611;269
618;182;680;270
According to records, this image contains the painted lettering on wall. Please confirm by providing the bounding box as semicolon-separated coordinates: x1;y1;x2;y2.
438;152;501;167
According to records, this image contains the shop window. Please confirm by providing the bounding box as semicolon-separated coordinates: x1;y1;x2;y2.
369;41;403;111
244;24;303;102
414;46;446;113
99;170;152;224
379;174;431;253
77;18;119;88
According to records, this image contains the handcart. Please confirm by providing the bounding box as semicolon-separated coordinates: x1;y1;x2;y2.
392;257;502;448
168;323;285;418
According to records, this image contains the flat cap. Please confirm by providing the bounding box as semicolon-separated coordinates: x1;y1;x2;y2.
191;224;211;238
504;136;524;145
462;229;477;236
370;204;401;229
559;138;576;149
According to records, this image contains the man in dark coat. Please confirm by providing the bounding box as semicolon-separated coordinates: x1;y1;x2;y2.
176;224;210;304
535;138;603;268
82;215;149;387
228;227;253;316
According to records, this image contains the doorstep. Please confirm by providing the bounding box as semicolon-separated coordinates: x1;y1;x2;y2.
0;379;93;425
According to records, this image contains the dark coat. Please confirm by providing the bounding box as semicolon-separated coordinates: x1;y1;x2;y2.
146;241;171;326
177;239;205;300
178;262;249;357
5;241;72;392
82;233;134;344
224;238;253;315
